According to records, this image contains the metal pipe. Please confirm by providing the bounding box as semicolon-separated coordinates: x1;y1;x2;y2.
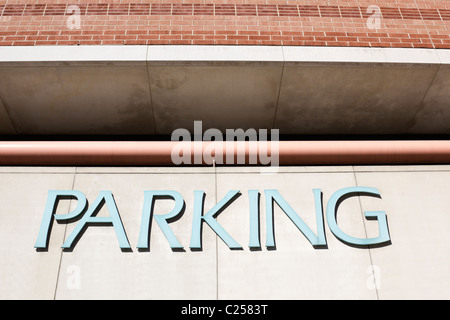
0;140;449;165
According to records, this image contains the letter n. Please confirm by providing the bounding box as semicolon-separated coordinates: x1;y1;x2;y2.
264;189;326;248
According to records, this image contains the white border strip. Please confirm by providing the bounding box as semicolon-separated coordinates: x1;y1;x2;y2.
283;46;443;64
0;45;449;65
0;45;147;63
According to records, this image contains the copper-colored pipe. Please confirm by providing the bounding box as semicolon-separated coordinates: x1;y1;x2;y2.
0;141;449;165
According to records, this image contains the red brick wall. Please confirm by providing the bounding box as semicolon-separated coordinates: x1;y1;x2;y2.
0;0;449;48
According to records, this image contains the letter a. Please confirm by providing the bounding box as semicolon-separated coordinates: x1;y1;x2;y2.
62;191;130;250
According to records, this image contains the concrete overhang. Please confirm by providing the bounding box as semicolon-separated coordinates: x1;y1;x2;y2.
0;45;448;136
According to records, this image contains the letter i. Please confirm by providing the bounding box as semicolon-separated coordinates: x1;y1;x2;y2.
248;190;261;249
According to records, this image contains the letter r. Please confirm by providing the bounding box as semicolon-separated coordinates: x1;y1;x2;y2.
137;190;185;250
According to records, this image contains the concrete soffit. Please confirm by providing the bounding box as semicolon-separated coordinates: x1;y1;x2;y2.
0;45;449;135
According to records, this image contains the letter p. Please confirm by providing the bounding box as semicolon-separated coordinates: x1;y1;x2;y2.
34;190;88;249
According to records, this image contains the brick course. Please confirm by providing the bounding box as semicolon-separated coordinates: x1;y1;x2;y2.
0;1;449;48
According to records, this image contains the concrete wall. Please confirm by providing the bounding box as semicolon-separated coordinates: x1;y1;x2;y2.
0;165;449;299
1;46;450;135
